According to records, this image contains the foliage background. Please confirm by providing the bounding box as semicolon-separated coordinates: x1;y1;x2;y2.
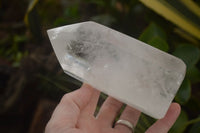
0;0;200;132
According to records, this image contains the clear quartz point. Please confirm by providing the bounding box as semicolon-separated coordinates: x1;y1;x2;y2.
47;21;186;119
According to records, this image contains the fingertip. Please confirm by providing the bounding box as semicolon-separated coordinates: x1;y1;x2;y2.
170;102;181;116
162;102;181;121
172;102;181;110
145;103;181;133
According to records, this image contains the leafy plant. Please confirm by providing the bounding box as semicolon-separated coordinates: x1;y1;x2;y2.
10;0;199;132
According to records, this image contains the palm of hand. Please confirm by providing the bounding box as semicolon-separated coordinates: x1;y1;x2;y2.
45;84;180;133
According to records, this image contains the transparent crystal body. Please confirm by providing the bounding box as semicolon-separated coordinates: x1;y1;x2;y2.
47;21;186;119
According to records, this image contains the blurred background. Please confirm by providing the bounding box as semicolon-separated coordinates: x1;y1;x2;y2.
1;0;200;132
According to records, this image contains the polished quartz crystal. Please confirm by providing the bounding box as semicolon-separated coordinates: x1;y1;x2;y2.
47;21;186;119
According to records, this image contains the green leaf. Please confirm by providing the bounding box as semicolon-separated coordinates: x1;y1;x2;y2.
24;0;43;41
53;18;67;27
24;0;39;25
147;37;169;52
189;116;200;133
175;78;191;105
169;110;188;133
173;44;200;69
139;23;169;52
189;121;200;133
185;97;200;116
26;0;39;13
186;66;200;83
64;6;79;18
139;22;167;42
186;117;200;127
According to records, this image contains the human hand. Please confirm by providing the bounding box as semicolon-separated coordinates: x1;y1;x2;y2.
45;84;181;133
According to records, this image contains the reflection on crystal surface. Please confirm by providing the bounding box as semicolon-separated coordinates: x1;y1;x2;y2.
47;21;186;119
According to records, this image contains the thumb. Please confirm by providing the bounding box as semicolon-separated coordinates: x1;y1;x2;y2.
46;83;94;130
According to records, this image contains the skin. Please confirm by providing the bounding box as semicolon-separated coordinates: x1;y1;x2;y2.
45;84;181;133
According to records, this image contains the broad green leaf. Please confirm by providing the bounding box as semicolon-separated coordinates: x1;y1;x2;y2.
173;44;200;69
147;37;169;52
139;22;167;43
175;79;191;105
186;66;200;83
189;121;200;133
169;110;188;133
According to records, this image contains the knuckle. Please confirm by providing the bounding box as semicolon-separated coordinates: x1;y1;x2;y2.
60;93;71;104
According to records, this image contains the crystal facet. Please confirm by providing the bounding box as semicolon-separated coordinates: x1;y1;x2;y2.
47;21;186;119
